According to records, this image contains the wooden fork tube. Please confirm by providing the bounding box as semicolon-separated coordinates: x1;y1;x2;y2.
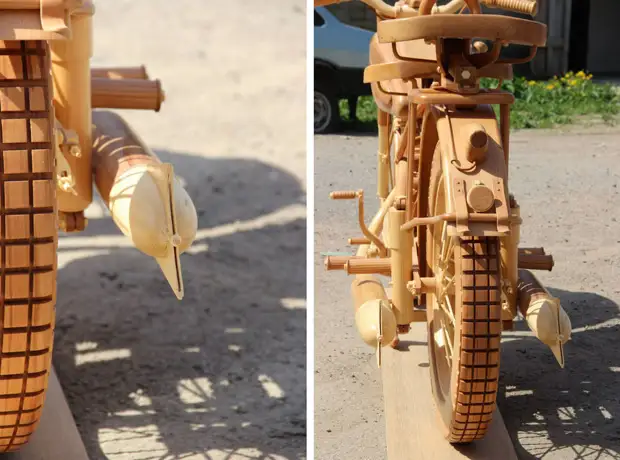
500;103;510;167
50;8;93;212
500;203;520;319
378;109;390;201
91;78;164;111
406;103;417;221
388;208;414;324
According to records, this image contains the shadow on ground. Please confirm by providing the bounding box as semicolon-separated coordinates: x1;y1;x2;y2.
499;288;620;460
53;149;306;460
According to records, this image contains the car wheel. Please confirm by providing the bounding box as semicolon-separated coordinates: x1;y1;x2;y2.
314;85;339;134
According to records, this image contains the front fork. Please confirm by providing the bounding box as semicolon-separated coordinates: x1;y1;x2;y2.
50;5;94;228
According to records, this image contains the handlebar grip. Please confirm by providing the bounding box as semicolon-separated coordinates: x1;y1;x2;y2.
482;0;537;16
330;190;359;200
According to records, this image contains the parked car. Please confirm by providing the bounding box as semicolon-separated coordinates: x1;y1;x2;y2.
314;7;374;133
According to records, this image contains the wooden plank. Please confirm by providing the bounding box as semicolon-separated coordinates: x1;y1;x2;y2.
6;368;89;460
381;322;517;460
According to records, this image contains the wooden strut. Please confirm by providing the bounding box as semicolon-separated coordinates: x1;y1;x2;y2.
401;211;522;232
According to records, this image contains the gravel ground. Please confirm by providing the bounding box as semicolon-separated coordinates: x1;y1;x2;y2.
52;2;306;459
315;126;620;460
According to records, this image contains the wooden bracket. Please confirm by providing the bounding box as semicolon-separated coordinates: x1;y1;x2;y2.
453;179;469;234
58;211;87;232
493;178;510;234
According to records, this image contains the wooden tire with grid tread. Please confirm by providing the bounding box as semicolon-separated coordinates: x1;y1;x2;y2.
0;40;57;452
426;143;501;443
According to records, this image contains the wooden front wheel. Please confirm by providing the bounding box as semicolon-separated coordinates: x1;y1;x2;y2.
0;40;57;452
426;143;501;443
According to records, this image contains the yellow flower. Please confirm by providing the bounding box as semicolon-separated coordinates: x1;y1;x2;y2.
569;80;578;86
576;70;586;79
546;84;554;90
528;80;536;86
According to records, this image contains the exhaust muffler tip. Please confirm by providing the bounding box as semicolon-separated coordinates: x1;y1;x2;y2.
525;297;572;346
355;299;398;349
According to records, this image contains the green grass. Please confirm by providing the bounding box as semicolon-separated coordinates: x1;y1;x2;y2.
340;71;620;129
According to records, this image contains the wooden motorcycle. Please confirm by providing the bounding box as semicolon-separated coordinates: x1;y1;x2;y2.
0;1;196;451
319;0;571;443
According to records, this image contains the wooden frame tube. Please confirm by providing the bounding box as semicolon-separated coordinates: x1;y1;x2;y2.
378;109;390;200
388;208;414;324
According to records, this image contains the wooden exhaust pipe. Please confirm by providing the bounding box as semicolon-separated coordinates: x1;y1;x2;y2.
517;269;571;367
351;275;397;349
91;111;197;299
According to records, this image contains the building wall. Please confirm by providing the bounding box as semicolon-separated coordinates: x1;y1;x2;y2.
587;0;620;74
325;1;397;31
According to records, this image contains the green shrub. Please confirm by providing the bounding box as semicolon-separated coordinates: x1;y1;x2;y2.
340;71;620;129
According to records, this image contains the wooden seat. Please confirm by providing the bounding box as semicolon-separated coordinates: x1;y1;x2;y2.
368;33;514;117
377;14;547;47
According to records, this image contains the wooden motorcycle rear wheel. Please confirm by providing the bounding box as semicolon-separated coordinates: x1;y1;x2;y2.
0;40;57;452
426;143;501;443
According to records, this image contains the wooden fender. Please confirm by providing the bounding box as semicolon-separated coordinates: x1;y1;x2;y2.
431;104;510;237
91;111;197;299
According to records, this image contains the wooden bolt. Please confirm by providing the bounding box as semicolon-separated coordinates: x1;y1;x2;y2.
467;183;495;213
462;123;489;163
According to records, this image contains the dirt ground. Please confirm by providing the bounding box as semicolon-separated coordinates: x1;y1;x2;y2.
315;126;620;460
53;1;306;459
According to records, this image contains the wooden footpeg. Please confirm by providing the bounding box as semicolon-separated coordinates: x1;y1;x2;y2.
92;77;165;111
518;253;554;271
324;255;391;275
330;190;358;200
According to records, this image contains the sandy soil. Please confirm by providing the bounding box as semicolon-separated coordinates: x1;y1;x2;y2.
53;1;306;459
315;127;620;460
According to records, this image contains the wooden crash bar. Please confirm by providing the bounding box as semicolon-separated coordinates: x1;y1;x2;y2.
325;247;554;275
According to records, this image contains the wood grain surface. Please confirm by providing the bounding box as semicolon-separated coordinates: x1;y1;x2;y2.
0;40;56;453
381;322;517;460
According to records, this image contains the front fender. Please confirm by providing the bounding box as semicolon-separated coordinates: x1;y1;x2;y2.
431;104;511;237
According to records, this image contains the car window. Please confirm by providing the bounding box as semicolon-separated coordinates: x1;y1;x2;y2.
314;11;325;27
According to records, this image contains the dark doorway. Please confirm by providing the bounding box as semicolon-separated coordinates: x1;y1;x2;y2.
568;0;589;72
